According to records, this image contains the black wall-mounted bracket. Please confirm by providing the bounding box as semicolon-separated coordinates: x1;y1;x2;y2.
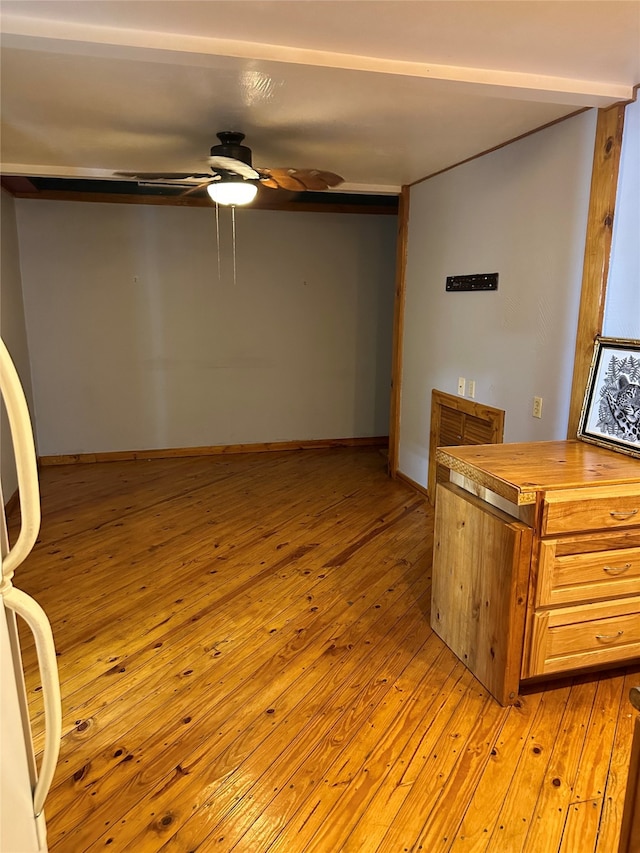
446;273;499;292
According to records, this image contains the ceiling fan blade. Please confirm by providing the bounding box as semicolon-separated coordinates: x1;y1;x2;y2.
305;169;344;189
259;177;280;189
115;171;212;181
294;170;337;191
258;168;344;191
207;156;260;180
180;179;216;197
261;171;307;192
260;174;280;190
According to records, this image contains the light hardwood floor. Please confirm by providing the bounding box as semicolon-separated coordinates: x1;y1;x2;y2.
10;448;639;852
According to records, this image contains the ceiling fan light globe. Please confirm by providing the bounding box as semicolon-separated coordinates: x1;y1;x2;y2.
206;181;257;206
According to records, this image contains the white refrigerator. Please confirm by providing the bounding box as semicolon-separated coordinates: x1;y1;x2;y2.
1;338;61;852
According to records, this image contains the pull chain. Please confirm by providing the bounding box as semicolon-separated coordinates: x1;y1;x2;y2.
214;204;239;286
215;201;221;282
231;205;237;287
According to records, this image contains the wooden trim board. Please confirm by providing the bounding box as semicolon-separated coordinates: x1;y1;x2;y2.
395;469;429;499
411;108;590;187
38;435;389;466
3;488;19;518
567;104;626;438
387;185;410;478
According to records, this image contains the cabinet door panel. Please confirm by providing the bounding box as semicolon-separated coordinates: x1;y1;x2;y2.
431;482;532;705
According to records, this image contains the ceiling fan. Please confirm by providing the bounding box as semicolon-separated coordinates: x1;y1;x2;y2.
116;131;344;206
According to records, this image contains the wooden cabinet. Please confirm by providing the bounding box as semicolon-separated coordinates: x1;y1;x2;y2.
619;686;640;853
432;440;640;705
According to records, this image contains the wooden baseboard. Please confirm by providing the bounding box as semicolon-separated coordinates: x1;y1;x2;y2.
38;436;390;466
4;488;20;517
395;470;430;499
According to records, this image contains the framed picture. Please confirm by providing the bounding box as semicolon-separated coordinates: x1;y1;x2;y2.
578;336;640;458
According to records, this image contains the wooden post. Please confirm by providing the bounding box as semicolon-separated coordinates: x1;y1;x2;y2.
567;104;625;438
387;185;410;477
618;686;640;853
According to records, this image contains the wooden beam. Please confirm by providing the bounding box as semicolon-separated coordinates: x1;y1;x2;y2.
10;189;397;215
0;175;38;194
387;185;410;477
567;104;625;438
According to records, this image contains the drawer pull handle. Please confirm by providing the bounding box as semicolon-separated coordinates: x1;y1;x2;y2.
603;563;632;574
609;509;638;520
595;630;624;642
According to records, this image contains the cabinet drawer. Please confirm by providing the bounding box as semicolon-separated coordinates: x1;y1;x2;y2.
537;542;640;606
542;484;640;535
527;597;640;676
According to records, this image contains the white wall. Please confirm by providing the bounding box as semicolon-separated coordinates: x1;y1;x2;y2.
15;200;396;456
398;110;598;487
603;96;640;339
1;189;35;502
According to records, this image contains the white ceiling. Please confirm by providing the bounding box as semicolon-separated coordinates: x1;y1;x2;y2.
1;1;639;194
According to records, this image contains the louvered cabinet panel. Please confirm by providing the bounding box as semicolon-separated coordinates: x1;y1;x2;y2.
439;408;464;446
429;390;505;503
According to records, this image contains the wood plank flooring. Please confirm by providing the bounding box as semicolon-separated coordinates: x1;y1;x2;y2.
8;447;639;852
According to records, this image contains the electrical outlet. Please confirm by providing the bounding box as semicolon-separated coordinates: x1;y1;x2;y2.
532;396;543;418
467;380;476;399
457;377;466;396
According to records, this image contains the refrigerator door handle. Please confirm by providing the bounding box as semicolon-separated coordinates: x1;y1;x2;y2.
3;586;62;818
0;338;41;580
1;337;61;838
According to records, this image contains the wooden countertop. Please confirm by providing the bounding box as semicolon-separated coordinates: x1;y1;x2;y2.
436;439;640;505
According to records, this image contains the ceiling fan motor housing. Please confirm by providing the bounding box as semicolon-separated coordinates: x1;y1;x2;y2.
211;132;253;166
